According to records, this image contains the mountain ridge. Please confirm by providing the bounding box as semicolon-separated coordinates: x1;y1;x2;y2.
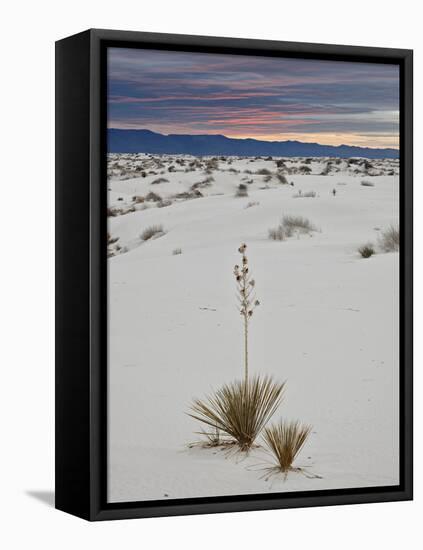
108;128;399;159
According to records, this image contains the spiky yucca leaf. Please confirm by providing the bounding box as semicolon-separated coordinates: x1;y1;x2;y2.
263;420;312;473
189;375;285;451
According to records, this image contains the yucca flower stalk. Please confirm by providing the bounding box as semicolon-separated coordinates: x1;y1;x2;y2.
234;244;260;383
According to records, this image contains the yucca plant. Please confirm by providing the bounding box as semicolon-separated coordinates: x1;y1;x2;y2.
262;420;312;477
189;376;285;451
234;244;260;383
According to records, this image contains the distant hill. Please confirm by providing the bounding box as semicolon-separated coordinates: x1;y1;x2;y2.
108;129;399;159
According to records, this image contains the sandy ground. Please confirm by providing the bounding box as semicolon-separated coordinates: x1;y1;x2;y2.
107;155;399;503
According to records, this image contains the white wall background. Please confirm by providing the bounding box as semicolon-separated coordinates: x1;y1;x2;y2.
0;1;420;547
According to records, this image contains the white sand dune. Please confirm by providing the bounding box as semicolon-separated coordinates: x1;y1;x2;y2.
107;155;399;503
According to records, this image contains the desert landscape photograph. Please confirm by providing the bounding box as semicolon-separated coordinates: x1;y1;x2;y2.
106;47;400;503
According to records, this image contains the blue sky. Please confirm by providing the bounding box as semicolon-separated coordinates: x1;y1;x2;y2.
108;47;399;148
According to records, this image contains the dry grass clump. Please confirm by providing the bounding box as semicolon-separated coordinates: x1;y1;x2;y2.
379;224;399;252
189;376;285;451
263;420;312;475
268;225;288;241
269;215;316;240
245;201;260;209
293;190;316;198
361;180;375;187
358;243;375;258
172;247;182;255
282;215;316;234
140;224;165;241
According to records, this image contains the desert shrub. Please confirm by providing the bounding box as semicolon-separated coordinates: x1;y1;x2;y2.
268;226;287;241
205;159;219;172
168;165;176;172
107;232;119;245
132;195;145;204
275;159;286;168
151;177;169;185
191;176;214;190
172;248;182;255
263;420;312;475
281;215;316;234
361;180;375;187
269;215;316;241
379;224;399;252
276;173;288;184
263;174;272;183
299;165;312;174
174;189;203;200
256;168;272;176
235;183;249;198
145;191;162;202
293;190;316;198
157;199;172;208
107;207;123;217
245;201;260;209
358;243;375;258
189;375;285;451
320;163;331;175
140;224;164;241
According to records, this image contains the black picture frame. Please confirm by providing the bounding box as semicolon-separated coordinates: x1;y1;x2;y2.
55;28;413;521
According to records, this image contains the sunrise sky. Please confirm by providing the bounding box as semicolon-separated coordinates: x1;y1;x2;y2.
107;47;399;149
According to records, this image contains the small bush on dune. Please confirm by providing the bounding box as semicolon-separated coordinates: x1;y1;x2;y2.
172;248;182;255
189;376;285;451
256;168;272;176
145;191;162;202
358;243;375;258
132;195;145;203
268;226;287;241
245;201;260;209
269;215;316;241
361;180;375;187
140;224;164;241
293;190;316;198
299;165;312;174
263;420;312;476
281;215;316;234
276;173;288;184
235;183;249;198
379;224;399;252
157;199;172;208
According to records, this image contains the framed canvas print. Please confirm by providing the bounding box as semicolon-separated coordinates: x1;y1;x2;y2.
55;29;413;521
